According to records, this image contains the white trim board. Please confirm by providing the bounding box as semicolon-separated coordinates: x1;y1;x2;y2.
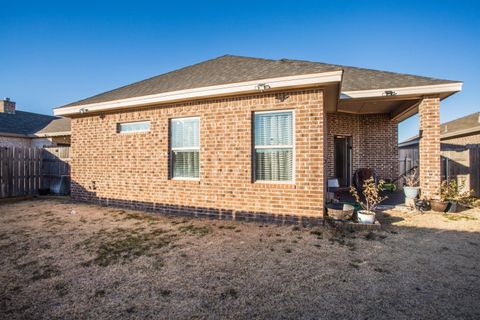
54;71;343;116
341;82;463;99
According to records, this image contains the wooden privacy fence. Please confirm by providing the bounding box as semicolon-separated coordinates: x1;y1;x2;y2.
0;147;42;198
441;145;480;196
0;146;70;199
399;144;480;195
398;147;419;187
42;146;71;194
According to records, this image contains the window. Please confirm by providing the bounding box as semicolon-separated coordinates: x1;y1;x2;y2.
254;110;294;182
118;121;150;133
170;117;200;179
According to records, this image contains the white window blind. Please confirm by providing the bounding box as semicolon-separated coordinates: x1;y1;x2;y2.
171;117;200;178
118;121;150;133
254;111;294;181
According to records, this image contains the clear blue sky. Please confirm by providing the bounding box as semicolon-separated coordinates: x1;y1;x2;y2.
1;0;478;141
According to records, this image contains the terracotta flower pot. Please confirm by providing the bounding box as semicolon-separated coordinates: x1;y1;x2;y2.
430;200;449;212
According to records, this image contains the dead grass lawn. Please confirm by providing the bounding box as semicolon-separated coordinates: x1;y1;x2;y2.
1;198;480;319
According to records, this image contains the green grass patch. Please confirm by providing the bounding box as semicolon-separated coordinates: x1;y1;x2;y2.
178;225;212;236
442;214;477;221
220;288;238;300
54;281;69;297
122;212;159;222
78;227;176;267
31;265;61;281
218;225;236;230
310;230;322;237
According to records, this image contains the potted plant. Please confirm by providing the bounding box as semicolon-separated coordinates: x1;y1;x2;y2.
430;180;451;212
350;177;388;224
403;168;420;199
435;180;472;213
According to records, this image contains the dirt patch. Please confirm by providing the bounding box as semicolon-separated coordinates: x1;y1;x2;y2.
0;198;479;319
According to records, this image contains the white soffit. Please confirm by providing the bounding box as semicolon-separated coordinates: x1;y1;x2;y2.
341;82;463;99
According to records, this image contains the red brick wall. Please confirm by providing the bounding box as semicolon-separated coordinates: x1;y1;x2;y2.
70;89;326;219
326;112;398;181
419;96;441;199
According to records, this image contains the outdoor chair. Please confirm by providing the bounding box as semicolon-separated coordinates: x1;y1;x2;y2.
353;168;378;191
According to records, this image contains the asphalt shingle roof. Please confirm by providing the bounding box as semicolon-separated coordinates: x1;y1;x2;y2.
35;117;71;135
441;112;480;134
61;55;459;108
399;112;480;145
0;111;70;136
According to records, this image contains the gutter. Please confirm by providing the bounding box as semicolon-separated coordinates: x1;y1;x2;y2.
0;131;71;139
0;132;31;138
34;131;71;138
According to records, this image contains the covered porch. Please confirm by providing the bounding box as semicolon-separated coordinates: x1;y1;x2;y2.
324;84;462;202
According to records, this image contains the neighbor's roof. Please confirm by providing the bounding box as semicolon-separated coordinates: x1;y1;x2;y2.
60;55;459;108
35;117;71;136
0;111;70;137
441;111;480;134
399;111;480;147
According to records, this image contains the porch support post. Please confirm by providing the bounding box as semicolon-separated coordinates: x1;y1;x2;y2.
418;95;441;199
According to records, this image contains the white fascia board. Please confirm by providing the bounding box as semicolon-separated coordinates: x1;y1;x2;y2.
33;131;71;137
0;132;31;138
54;71;343;116
341;82;463;99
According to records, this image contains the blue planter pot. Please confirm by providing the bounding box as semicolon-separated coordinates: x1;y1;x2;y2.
404;186;419;199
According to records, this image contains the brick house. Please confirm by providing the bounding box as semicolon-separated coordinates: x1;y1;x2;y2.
54;55;462;222
0;98;71;148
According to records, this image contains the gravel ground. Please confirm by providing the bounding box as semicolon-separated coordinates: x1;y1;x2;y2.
1;198;479;319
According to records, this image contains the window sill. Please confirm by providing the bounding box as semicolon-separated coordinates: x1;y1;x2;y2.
170;178;201;184
253;181;296;189
117;131;150;135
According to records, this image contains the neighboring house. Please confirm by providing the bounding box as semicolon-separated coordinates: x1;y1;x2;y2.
0;98;71;148
54;55;462;221
399;112;480;195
